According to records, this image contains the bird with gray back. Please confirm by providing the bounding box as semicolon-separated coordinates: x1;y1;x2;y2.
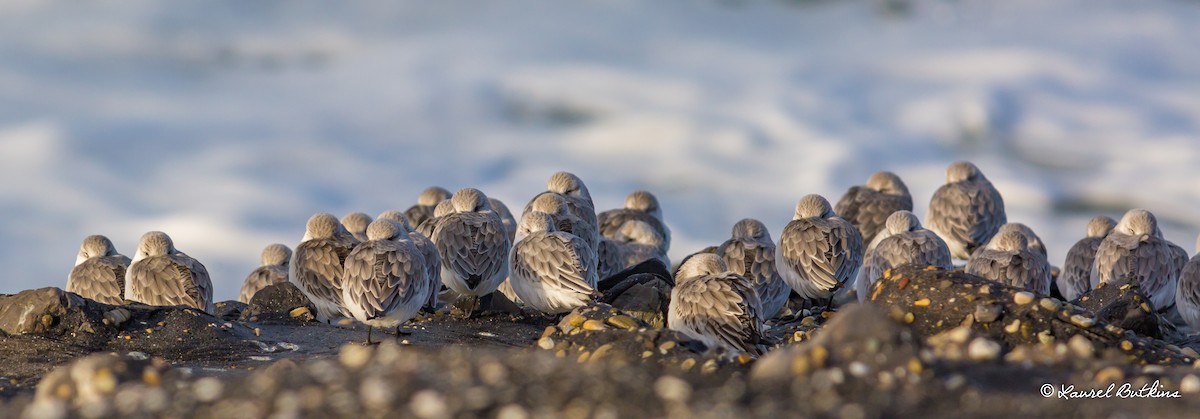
524;172;600;256
1057;216;1116;301
489;197;517;242
925;161;1007;260
67;235;131;305
509;212;599;314
341;212;373;243
125;231;214;314
598;190;671;274
341;219;432;344
857;211;952;301
415;200;454;240
669;254;765;357
966;229;1052;295
520;193;599;256
405;186;452;230
1092;209;1180;311
434;188;512;302
834;171;913;243
777;194;864;305
291;212;358;322
717;218;788;319
377;210;414;231
1174;234;1200;332
989;222;1046;258
238;244;292;304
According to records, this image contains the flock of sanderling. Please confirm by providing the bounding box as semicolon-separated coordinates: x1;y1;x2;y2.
62;163;1200;354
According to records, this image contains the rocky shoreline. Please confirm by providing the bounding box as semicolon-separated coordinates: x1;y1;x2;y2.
3;266;1200;418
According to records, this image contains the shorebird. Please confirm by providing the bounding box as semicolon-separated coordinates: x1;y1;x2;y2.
508;212;599;314
966;228;1052;295
433;188;512;315
291;212;358;322
341;212;373;243
669;254;765;356
1174;235;1200;331
341;219;432;344
598;190;671;272
716;218;788;319
489;197;517;242
125;231;214;314
67;235;131;305
777;194;864;307
405;186;452;230
834;171;913;244
1092;209;1180;310
857;211;952;300
238;243;292;304
925;161;1007;260
1057;216;1116;301
377;210;414;230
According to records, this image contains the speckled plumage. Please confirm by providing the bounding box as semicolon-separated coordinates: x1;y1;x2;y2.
597;190;671;272
857;211;952;301
125;231;214;314
405;186;452;230
966;230;1052;295
340;219;432;337
291;212;358;321
669;254;764;356
1092;209;1179;310
67;235;130;305
716;219;788;319
434;188;512;297
341;212;373;243
776;194;864;301
238;244;292;304
1057;216;1116;301
509;212;599;314
925;161;1007;260
834;171;913;244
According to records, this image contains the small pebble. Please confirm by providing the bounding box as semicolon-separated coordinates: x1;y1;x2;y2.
1182;375;1200;394
1013;292;1034;305
1094;366;1124;383
1069;315;1095;328
848;362;870;377
537;337;555;350
581;320;606;331
968;338;1001;361
974;304;1002;323
193;377;224;402
1067;335;1094;358
1004;320;1021;334
654;376;691;403
1038;298;1060;311
913;298;931;307
409;390;448;419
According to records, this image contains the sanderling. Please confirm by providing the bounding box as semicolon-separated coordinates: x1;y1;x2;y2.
433;188;512;311
377;210;414;231
291;212;358;322
238;243;292;304
966;228;1052;295
405;186;452;229
125;231;215;314
341;219;433;344
508;212;599;314
716;218;788;319
1092;209;1180;310
489;197;517;242
1174;234;1200;331
1056;216;1116;301
834;171;913;244
341;212;373;243
777;194;864;306
857;211;952;301
67;235;131;305
598;190;671;272
925;161;1007;260
669;253;765;356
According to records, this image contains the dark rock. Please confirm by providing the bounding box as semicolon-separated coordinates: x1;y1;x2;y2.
598;259;673;327
598;258;674;290
239;282;316;324
215;300;247;321
1072;278;1176;340
869;266;1193;365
